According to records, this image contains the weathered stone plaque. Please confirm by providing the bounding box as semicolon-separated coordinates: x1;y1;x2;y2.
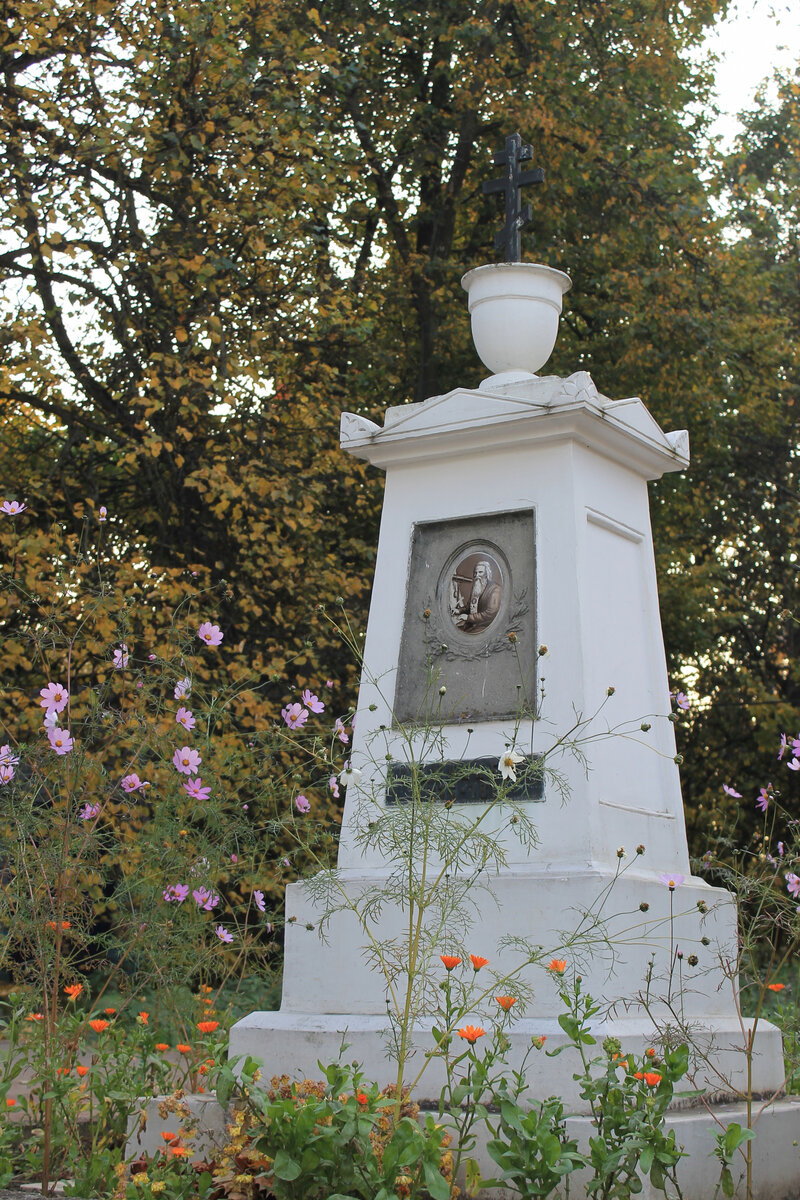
394;510;536;723
386;755;544;806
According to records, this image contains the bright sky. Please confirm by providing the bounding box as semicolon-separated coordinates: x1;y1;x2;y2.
704;0;800;148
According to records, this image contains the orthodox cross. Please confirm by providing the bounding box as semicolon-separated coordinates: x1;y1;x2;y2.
482;132;544;262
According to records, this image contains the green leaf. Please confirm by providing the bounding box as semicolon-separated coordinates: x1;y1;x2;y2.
272;1149;302;1181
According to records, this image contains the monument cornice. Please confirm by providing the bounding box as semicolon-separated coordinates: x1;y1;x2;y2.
341;370;689;481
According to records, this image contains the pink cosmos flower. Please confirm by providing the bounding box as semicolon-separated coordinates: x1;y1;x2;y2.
792;736;800;758
329;774;340;799
779;734;788;760
0;763;15;784
174;677;191;699
121;773;143;793
659;873;685;891
173;746;202;775
295;794;310;813
722;785;742;798
39;682;69;714
281;703;308;730
326;680;334;688
49;728;74;755
675;692;690;711
43;709;58;729
301;689;325;714
788;760;800;773
98;506;107;522
198;622;223;647
254;890;266;912
215;925;233;943
757;786;772;812
230;854;238;863
176;706;196;731
184;777;211;801
334;717;349;744
1;500;25;515
192;887;219;911
0;746;19;767
79;803;100;820
786;873;800;899
164;884;189;904
113;644;129;669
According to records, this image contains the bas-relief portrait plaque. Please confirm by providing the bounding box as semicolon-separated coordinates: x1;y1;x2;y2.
394;510;536;723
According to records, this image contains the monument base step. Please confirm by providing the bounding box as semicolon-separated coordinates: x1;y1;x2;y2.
229;1008;785;1111
124;1088;800;1199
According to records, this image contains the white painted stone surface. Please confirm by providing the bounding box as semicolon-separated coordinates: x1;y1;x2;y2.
230;368;787;1119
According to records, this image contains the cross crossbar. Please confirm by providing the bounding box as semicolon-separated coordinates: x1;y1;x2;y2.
482;132;544;261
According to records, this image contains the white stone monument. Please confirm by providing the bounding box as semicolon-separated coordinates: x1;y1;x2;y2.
230;255;800;1195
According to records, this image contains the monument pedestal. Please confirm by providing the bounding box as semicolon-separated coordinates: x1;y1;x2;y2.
231;369;785;1114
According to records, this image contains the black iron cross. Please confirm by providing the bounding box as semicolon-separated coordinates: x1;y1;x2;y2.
482;132;544;262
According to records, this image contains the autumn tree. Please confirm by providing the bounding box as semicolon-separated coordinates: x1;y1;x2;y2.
5;0;792;864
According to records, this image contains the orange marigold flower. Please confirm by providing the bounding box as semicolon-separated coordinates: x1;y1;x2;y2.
198;1064;208;1075
26;1013;44;1022
76;1066;89;1078
469;955;489;970
196;1020;219;1034
89;1019;109;1033
643;1072;662;1086
6;1098;16;1106
440;955;462;971
64;983;83;1000
646;1047;656;1057
177;1043;191;1053
357;1092;369;1105
169;1145;189;1158
104;1007;117;1015
161;1131;177;1143
767;983;786;992
137;1011;149;1024
155;1043;170;1052
496;996;517;1011
634;1071;644;1080
457;1025;486;1044
547;959;567;974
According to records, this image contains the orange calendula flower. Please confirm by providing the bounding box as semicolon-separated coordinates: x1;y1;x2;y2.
6;1098;16;1107
46;920;70;931
496;996;517;1011
357;1092;369;1105
89;1019;109;1033
767;983;786;992
646;1047;656;1057
56;1067;70;1076
155;1043;170;1052
634;1071;644;1080
104;1008;117;1015
440;955;462;971
64;983;83;1000
457;1025;486;1044
26;1013;44;1022
469;955;489;970
137;1011;149;1024
643;1072;662;1086
198;984;213;994
76;1066;89;1078
177;1043;191;1053
161;1131;177;1143
547;959;567;974
531;1035;547;1049
196;1020;219;1034
169;1145;189;1158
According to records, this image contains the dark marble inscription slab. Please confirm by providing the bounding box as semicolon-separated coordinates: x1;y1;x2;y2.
394;510;536;723
386;755;544;806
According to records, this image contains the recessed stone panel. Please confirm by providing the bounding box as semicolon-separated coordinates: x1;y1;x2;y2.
394;510;536;723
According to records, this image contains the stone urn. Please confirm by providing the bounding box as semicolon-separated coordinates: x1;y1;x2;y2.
461;261;571;383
